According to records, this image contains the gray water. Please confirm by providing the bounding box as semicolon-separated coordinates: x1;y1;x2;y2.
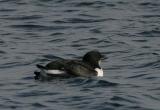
0;0;160;110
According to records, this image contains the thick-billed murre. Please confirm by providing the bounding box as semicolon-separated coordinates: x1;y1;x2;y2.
34;50;105;79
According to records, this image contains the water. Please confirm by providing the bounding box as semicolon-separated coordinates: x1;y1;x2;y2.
0;0;160;110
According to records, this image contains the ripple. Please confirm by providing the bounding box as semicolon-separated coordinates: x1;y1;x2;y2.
72;1;116;8
54;18;106;24
0;39;5;43
127;73;148;79
141;14;160;18
63;9;79;12
90;28;102;33
0;61;34;69
75;2;97;7
42;54;63;60
16;90;59;97
138;30;160;37
96;80;118;87
0;8;16;12
0;50;6;54
50;32;64;36
32;103;47;108
79;13;99;18
22;76;34;80
55;0;67;3
104;102;124;107
111;96;137;103
128;106;152;110
3;15;42;20
0;0;14;3
48;38;65;42
71;44;85;47
132;39;148;42
68;78;118;88
73;38;98;43
0;105;19;109
9;24;71;30
143;94;160;101
138;2;159;7
144;76;159;80
134;60;160;69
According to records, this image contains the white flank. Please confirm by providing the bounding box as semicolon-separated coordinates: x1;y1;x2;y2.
39;69;65;78
95;68;103;77
45;70;65;74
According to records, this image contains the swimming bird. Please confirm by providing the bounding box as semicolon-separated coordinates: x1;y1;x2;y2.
34;50;105;79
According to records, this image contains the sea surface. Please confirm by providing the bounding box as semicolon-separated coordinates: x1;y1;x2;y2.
0;0;160;110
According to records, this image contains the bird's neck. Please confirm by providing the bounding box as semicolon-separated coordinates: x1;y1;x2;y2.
95;68;103;77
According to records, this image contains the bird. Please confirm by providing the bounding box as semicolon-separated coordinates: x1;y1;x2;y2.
34;50;105;80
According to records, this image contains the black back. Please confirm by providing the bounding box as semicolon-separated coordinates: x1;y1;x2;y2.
35;50;104;78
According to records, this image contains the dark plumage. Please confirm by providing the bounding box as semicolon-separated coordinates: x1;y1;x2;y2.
34;50;105;79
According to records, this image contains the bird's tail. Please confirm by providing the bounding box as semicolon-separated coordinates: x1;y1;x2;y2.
34;64;48;79
34;71;40;80
36;64;47;70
